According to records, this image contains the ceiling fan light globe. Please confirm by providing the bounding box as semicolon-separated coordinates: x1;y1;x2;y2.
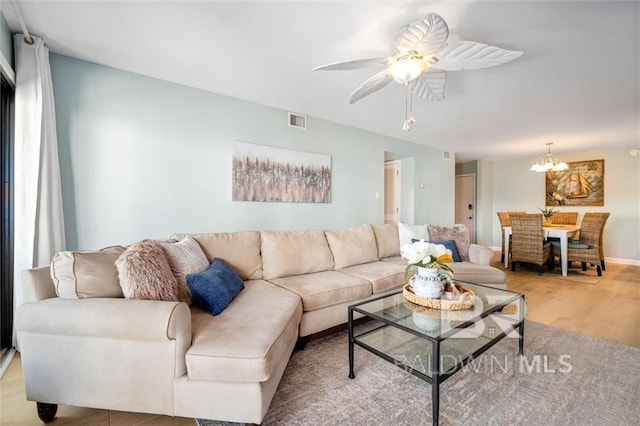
390;58;426;84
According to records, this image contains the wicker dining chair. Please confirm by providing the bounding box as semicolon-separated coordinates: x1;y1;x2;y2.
550;211;579;225
560;212;610;276
497;211;526;263
510;213;553;274
547;212;580;264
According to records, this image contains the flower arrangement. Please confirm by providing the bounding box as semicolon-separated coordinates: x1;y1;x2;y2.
400;240;454;279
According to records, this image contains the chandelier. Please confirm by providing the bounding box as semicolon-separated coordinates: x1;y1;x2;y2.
530;142;568;172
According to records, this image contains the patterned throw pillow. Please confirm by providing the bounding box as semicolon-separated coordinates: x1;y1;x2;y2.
159;237;209;304
428;225;471;261
116;240;180;301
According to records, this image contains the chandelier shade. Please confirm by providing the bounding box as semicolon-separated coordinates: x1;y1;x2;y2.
530;143;568;172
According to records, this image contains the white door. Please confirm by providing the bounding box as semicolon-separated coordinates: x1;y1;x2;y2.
455;174;475;242
384;161;401;224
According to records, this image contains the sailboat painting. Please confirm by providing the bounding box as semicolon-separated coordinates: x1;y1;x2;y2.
545;160;604;206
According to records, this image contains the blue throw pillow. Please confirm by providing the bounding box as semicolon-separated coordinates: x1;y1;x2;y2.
429;240;462;262
186;258;244;315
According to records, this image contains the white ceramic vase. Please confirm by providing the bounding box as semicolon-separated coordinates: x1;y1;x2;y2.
411;267;443;299
412;312;441;332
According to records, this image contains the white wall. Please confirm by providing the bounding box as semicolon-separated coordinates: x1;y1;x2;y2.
476;160;494;247
400;157;415;224
50;54;455;250
493;147;640;263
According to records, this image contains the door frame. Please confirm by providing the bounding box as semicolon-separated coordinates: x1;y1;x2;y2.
384;160;401;224
455;173;476;243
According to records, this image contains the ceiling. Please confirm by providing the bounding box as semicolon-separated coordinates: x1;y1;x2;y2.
2;1;639;163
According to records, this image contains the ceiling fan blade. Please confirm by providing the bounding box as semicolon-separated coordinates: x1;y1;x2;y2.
313;57;390;71
392;12;449;57
431;41;523;71
410;70;446;101
349;69;393;104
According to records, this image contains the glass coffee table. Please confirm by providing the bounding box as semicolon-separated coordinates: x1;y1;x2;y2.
348;281;525;426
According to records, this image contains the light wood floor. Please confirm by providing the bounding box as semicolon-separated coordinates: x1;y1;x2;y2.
1;259;638;425
500;260;640;348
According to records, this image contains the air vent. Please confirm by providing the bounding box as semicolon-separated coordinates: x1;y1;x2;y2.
288;112;307;130
443;150;451;160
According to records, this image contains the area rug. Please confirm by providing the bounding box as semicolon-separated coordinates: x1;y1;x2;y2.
494;261;604;285
197;321;639;425
548;268;604;285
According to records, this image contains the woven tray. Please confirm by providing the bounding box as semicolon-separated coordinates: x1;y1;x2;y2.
403;299;477;321
403;283;475;311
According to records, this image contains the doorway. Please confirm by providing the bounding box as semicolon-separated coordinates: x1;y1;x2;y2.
384;160;401;224
455;174;475;243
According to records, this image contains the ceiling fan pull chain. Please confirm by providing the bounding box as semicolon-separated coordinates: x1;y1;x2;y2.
409;87;415;125
403;83;412;132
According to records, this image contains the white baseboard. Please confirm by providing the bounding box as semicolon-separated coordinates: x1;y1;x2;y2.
605;257;640;266
488;248;639;266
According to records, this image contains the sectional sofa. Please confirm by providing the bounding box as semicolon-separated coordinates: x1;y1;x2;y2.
16;223;505;424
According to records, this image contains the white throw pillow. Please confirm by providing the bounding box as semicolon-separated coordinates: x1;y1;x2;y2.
398;222;430;247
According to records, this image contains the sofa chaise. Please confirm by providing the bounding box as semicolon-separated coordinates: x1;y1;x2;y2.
16;223;505;424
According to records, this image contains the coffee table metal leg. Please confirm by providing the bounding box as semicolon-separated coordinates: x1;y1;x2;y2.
348;307;355;379
518;297;525;356
431;340;440;426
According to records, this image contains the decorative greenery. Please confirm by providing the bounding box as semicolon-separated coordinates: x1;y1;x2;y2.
400;240;454;279
538;207;557;219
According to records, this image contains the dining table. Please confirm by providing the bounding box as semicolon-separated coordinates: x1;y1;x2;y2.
503;224;581;277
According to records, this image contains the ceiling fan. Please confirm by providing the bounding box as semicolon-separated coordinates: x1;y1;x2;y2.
313;12;523;130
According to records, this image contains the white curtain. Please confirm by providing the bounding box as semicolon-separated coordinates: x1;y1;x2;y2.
12;35;66;347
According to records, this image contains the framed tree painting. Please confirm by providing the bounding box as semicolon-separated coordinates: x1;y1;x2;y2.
545;159;604;206
232;141;331;203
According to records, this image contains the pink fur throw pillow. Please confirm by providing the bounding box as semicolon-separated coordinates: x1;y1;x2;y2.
116;240;180;301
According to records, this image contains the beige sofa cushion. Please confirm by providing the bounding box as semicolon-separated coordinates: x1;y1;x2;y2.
51;246;125;299
380;256;407;266
186;280;302;383
261;231;334;280
372;223;400;258
170;231;262;280
269;270;371;312
382;256;505;286
325;225;379;269
449;262;506;286
338;261;406;294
